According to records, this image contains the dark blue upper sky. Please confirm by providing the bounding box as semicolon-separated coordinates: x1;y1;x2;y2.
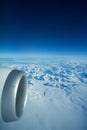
0;0;87;55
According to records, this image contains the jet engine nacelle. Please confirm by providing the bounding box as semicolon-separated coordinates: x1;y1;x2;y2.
0;68;28;122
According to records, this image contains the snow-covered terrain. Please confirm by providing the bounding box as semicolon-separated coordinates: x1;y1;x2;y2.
0;58;87;130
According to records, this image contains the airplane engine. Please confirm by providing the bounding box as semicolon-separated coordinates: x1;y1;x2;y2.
0;68;28;122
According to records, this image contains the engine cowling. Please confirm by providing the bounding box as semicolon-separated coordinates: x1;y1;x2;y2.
0;68;28;122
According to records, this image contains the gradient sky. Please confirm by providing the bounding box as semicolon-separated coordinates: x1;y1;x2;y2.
0;0;87;55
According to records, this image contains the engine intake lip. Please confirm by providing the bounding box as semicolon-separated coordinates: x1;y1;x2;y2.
1;70;28;122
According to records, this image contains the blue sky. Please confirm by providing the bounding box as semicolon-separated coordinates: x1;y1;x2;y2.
0;0;87;56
